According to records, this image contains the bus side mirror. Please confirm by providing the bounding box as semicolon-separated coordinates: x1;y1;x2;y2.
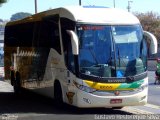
143;31;158;54
66;30;79;55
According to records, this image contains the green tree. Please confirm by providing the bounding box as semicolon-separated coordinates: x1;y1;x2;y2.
0;0;7;6
10;12;32;21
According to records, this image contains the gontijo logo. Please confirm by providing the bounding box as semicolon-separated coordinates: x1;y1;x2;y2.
83;80;144;91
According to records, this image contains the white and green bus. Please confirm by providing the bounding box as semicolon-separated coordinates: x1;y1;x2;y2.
4;6;157;108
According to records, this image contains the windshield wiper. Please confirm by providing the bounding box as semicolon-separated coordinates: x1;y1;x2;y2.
88;47;99;65
117;47;121;68
111;30;117;77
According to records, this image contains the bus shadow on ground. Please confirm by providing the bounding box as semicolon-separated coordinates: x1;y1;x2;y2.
0;90;133;115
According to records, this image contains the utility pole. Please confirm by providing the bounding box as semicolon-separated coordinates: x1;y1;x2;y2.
127;1;133;12
35;0;37;14
113;0;115;8
79;0;81;6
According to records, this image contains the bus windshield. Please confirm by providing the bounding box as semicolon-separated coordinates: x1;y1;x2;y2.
77;24;147;78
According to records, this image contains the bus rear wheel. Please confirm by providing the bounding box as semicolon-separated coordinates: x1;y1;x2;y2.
13;72;22;95
10;71;15;86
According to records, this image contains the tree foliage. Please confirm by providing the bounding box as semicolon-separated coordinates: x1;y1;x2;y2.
134;12;160;43
10;12;32;21
0;0;7;5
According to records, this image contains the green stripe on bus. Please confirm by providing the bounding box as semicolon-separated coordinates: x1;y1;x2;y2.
117;80;144;90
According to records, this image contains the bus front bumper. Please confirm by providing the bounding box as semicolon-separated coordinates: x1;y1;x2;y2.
75;88;148;108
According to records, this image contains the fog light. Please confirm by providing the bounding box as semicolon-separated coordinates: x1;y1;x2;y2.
83;98;91;104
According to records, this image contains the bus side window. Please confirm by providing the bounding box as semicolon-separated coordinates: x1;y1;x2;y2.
17;22;34;47
50;23;61;54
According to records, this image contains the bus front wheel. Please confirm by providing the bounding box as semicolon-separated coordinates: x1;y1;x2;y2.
111;107;123;109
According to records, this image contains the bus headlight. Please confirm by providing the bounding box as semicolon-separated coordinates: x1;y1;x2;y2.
135;83;148;92
74;81;96;93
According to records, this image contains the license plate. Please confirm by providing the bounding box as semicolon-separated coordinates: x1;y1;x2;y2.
110;99;122;104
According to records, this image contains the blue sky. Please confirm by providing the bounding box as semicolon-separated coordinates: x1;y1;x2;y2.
0;0;160;20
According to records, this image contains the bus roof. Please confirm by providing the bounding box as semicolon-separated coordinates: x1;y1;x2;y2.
7;6;140;26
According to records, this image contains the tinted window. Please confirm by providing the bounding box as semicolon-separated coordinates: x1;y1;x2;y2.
33;17;61;54
5;22;34;47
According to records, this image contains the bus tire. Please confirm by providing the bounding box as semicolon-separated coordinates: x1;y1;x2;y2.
10;71;15;86
14;72;22;95
54;80;63;106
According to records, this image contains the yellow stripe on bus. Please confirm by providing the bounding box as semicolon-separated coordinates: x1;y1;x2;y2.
84;80;121;91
